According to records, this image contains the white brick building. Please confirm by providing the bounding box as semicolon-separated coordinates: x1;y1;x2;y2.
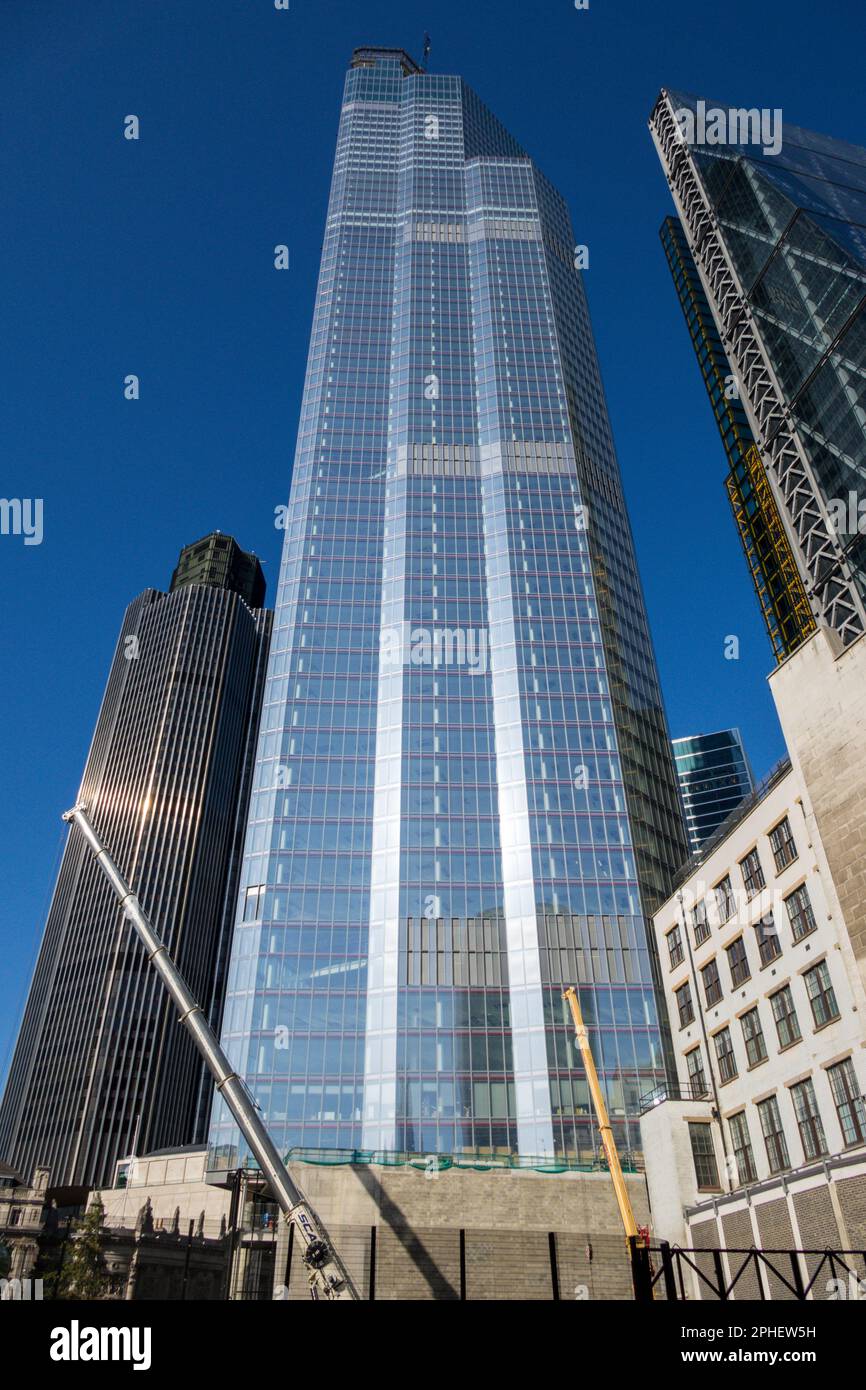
641;753;866;1268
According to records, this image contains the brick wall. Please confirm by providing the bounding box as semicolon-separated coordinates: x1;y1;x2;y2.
834;1175;866;1281
754;1199;798;1299
682;1216;720;1299
792;1186;842;1299
720;1209;763;1298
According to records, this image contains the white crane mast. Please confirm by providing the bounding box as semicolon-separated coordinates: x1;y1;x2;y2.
62;802;357;1301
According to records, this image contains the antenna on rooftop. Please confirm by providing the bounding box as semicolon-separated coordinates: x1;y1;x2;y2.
422;32;431;69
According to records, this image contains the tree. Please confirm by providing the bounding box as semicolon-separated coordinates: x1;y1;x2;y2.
58;1197;109;1300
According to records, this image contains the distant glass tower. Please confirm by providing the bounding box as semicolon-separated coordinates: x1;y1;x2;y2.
650;91;866;650
672;729;755;854
209;48;686;1168
0;535;271;1193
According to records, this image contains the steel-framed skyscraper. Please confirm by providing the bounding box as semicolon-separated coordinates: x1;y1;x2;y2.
659;215;816;662
210;48;686;1168
650;90;866;652
0;535;271;1192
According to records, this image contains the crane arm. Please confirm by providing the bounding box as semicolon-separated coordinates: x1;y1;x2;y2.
63;802;357;1301
562;986;639;1243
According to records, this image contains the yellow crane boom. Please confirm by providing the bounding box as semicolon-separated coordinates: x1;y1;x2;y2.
563;986;639;1242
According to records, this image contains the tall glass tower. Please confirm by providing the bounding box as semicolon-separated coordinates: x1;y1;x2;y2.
650;91;866;650
210;48;686;1167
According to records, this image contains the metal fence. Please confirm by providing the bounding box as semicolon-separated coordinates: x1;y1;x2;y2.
630;1237;866;1301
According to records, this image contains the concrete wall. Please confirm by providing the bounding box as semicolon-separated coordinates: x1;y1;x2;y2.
96;1149;229;1234
771;626;866;1002
640;1099;715;1245
96;1147;650;1300
276;1161;650;1301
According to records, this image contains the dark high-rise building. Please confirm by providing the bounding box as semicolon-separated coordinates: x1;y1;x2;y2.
651;91;866;652
672;729;755;855
209;47;686;1170
0;535;271;1193
171;532;267;608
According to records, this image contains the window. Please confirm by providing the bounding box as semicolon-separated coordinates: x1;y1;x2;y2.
739;848;765;899
827;1058;866;1147
757;1095;790;1173
770;985;801;1049
755;913;781;967
785;883;816;943
729;1111;757;1184
692;899;710;946
740;1007;767;1067
726;936;751;988
702;958;722;1007
714;875;735;923
714;1026;737;1083
769;817;797;872
689;1123;720;1190
667;924;684;970
790;1078;827;1160
675;980;694;1028
243;884;266;922
803;960;840;1028
686;1046;709;1098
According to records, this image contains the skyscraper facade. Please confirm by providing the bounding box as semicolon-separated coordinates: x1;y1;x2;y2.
650;91;866;651
672;728;755;854
210;48;686;1168
0;535;271;1192
660;215;815;662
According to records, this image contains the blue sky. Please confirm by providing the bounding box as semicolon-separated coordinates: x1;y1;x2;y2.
2;0;863;1078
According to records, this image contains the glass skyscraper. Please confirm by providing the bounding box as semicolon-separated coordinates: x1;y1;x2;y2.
210;47;686;1168
660;215;815;662
650;91;866;651
672;729;755;855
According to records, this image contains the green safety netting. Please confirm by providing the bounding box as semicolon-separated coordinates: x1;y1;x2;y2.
273;1147;640;1175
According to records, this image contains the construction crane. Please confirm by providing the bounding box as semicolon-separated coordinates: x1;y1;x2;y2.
562;986;644;1246
62;803;358;1301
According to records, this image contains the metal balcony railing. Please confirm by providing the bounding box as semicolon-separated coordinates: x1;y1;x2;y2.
638;1083;712;1116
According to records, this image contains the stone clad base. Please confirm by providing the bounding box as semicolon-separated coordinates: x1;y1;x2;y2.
276;1161;648;1301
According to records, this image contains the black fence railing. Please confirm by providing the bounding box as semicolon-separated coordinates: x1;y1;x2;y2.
638;1083;711;1115
630;1238;866;1302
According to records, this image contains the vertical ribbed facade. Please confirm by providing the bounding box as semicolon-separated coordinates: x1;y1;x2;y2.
209;49;685;1169
0;550;272;1191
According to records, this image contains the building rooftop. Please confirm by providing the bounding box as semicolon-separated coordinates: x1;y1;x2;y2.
668;755;793;895
350;46;422;76
170;532;266;608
